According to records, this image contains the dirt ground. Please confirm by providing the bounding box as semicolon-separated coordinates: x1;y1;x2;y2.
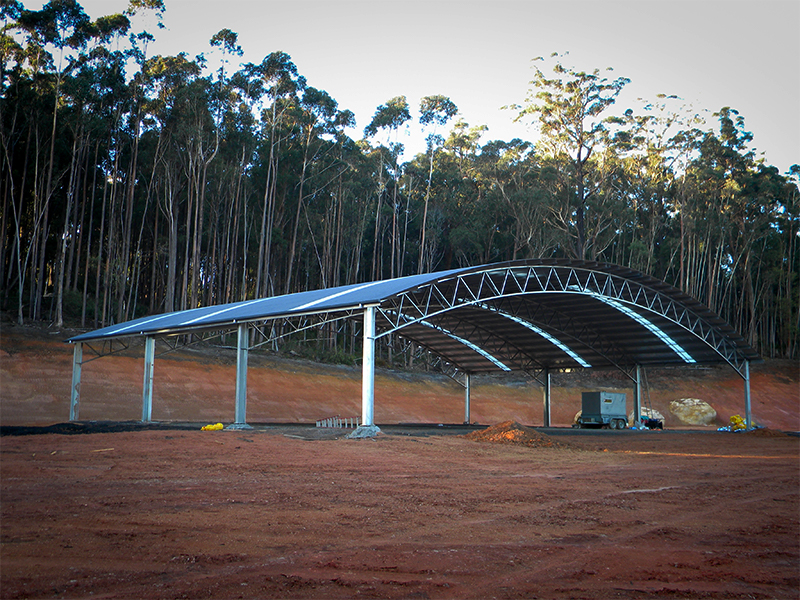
1;423;798;599
1;322;799;598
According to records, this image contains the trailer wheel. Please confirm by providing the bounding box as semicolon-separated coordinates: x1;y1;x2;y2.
609;419;617;430
617;419;627;429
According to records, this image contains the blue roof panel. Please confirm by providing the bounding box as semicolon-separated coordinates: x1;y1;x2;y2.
68;268;465;343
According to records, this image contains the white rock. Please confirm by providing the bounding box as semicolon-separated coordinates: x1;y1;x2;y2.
669;398;717;426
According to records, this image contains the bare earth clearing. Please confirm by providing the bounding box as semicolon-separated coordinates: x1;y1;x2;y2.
1;424;798;599
1;323;799;598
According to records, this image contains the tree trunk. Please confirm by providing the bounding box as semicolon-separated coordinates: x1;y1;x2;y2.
285;132;311;295
54;136;80;327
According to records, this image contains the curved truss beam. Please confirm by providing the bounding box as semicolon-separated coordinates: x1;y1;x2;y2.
490;296;637;375
374;264;752;378
414;319;512;371
378;304;602;372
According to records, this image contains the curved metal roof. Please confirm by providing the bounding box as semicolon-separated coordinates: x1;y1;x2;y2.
68;259;760;377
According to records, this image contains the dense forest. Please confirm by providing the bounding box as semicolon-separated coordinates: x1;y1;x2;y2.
1;0;798;360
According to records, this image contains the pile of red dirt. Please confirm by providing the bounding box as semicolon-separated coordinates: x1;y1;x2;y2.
464;420;571;448
743;427;791;438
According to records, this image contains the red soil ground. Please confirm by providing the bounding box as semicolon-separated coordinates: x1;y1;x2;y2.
1;323;799;599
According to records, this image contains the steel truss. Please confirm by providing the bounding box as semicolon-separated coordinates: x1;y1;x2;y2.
79;338;132;365
78;329;232;363
248;310;361;351
372;264;751;379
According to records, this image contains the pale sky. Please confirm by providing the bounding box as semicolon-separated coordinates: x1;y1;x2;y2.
28;0;800;174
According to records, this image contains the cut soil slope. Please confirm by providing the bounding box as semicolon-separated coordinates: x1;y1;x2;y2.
1;321;798;430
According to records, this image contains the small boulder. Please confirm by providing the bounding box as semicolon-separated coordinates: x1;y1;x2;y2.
669;398;717;426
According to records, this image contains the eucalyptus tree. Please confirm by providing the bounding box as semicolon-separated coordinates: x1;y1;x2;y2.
141;52;203;312
178;30;245;310
112;0;164;318
0;0;30;320
59;41;127;325
283;85;340;294
417;119;487;270
476;138;557;260
418;94;457;273
604;97;707;280
514;54;629;259
776;166;800;357
243;51;305;298
202;29;245;305
11;0;94;323
314;107;355;290
210;64;263;304
687;108;780;348
364;95;410;279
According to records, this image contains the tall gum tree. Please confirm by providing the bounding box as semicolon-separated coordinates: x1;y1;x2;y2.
244;51;304;298
418;94;457;273
16;0;92;324
364;95;410;279
513;54;629;259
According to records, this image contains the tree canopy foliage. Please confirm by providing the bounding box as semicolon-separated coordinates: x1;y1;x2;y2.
1;1;798;361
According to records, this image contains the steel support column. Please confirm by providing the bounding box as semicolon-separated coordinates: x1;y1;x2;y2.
543;368;551;427
142;336;155;422
362;306;376;427
464;372;471;424
634;364;642;426
69;343;82;421
233;323;250;428
744;360;752;429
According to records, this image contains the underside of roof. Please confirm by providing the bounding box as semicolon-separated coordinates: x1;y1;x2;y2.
68;260;760;378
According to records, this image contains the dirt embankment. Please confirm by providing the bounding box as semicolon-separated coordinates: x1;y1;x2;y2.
0;321;798;431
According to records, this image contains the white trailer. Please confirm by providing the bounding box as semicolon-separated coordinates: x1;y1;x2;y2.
578;391;628;429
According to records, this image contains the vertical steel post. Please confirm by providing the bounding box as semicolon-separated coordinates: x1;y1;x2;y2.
744;360;752;429
142;336;155;422
361;306;376;427
69;343;82;421
235;323;249;426
543;368;551;427
634;364;642;426
464;372;471;424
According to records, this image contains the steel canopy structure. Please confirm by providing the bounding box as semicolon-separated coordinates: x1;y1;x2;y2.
66;259;761;431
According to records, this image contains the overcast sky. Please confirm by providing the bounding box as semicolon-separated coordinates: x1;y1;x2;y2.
31;0;800;173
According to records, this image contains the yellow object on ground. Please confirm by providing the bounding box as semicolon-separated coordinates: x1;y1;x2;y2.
201;422;224;431
729;414;746;431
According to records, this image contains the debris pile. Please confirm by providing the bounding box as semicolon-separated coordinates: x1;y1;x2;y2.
716;414;748;432
465;420;570;449
729;414;746;431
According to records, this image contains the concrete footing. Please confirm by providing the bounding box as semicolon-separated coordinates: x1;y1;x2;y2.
346;425;381;439
224;423;254;430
